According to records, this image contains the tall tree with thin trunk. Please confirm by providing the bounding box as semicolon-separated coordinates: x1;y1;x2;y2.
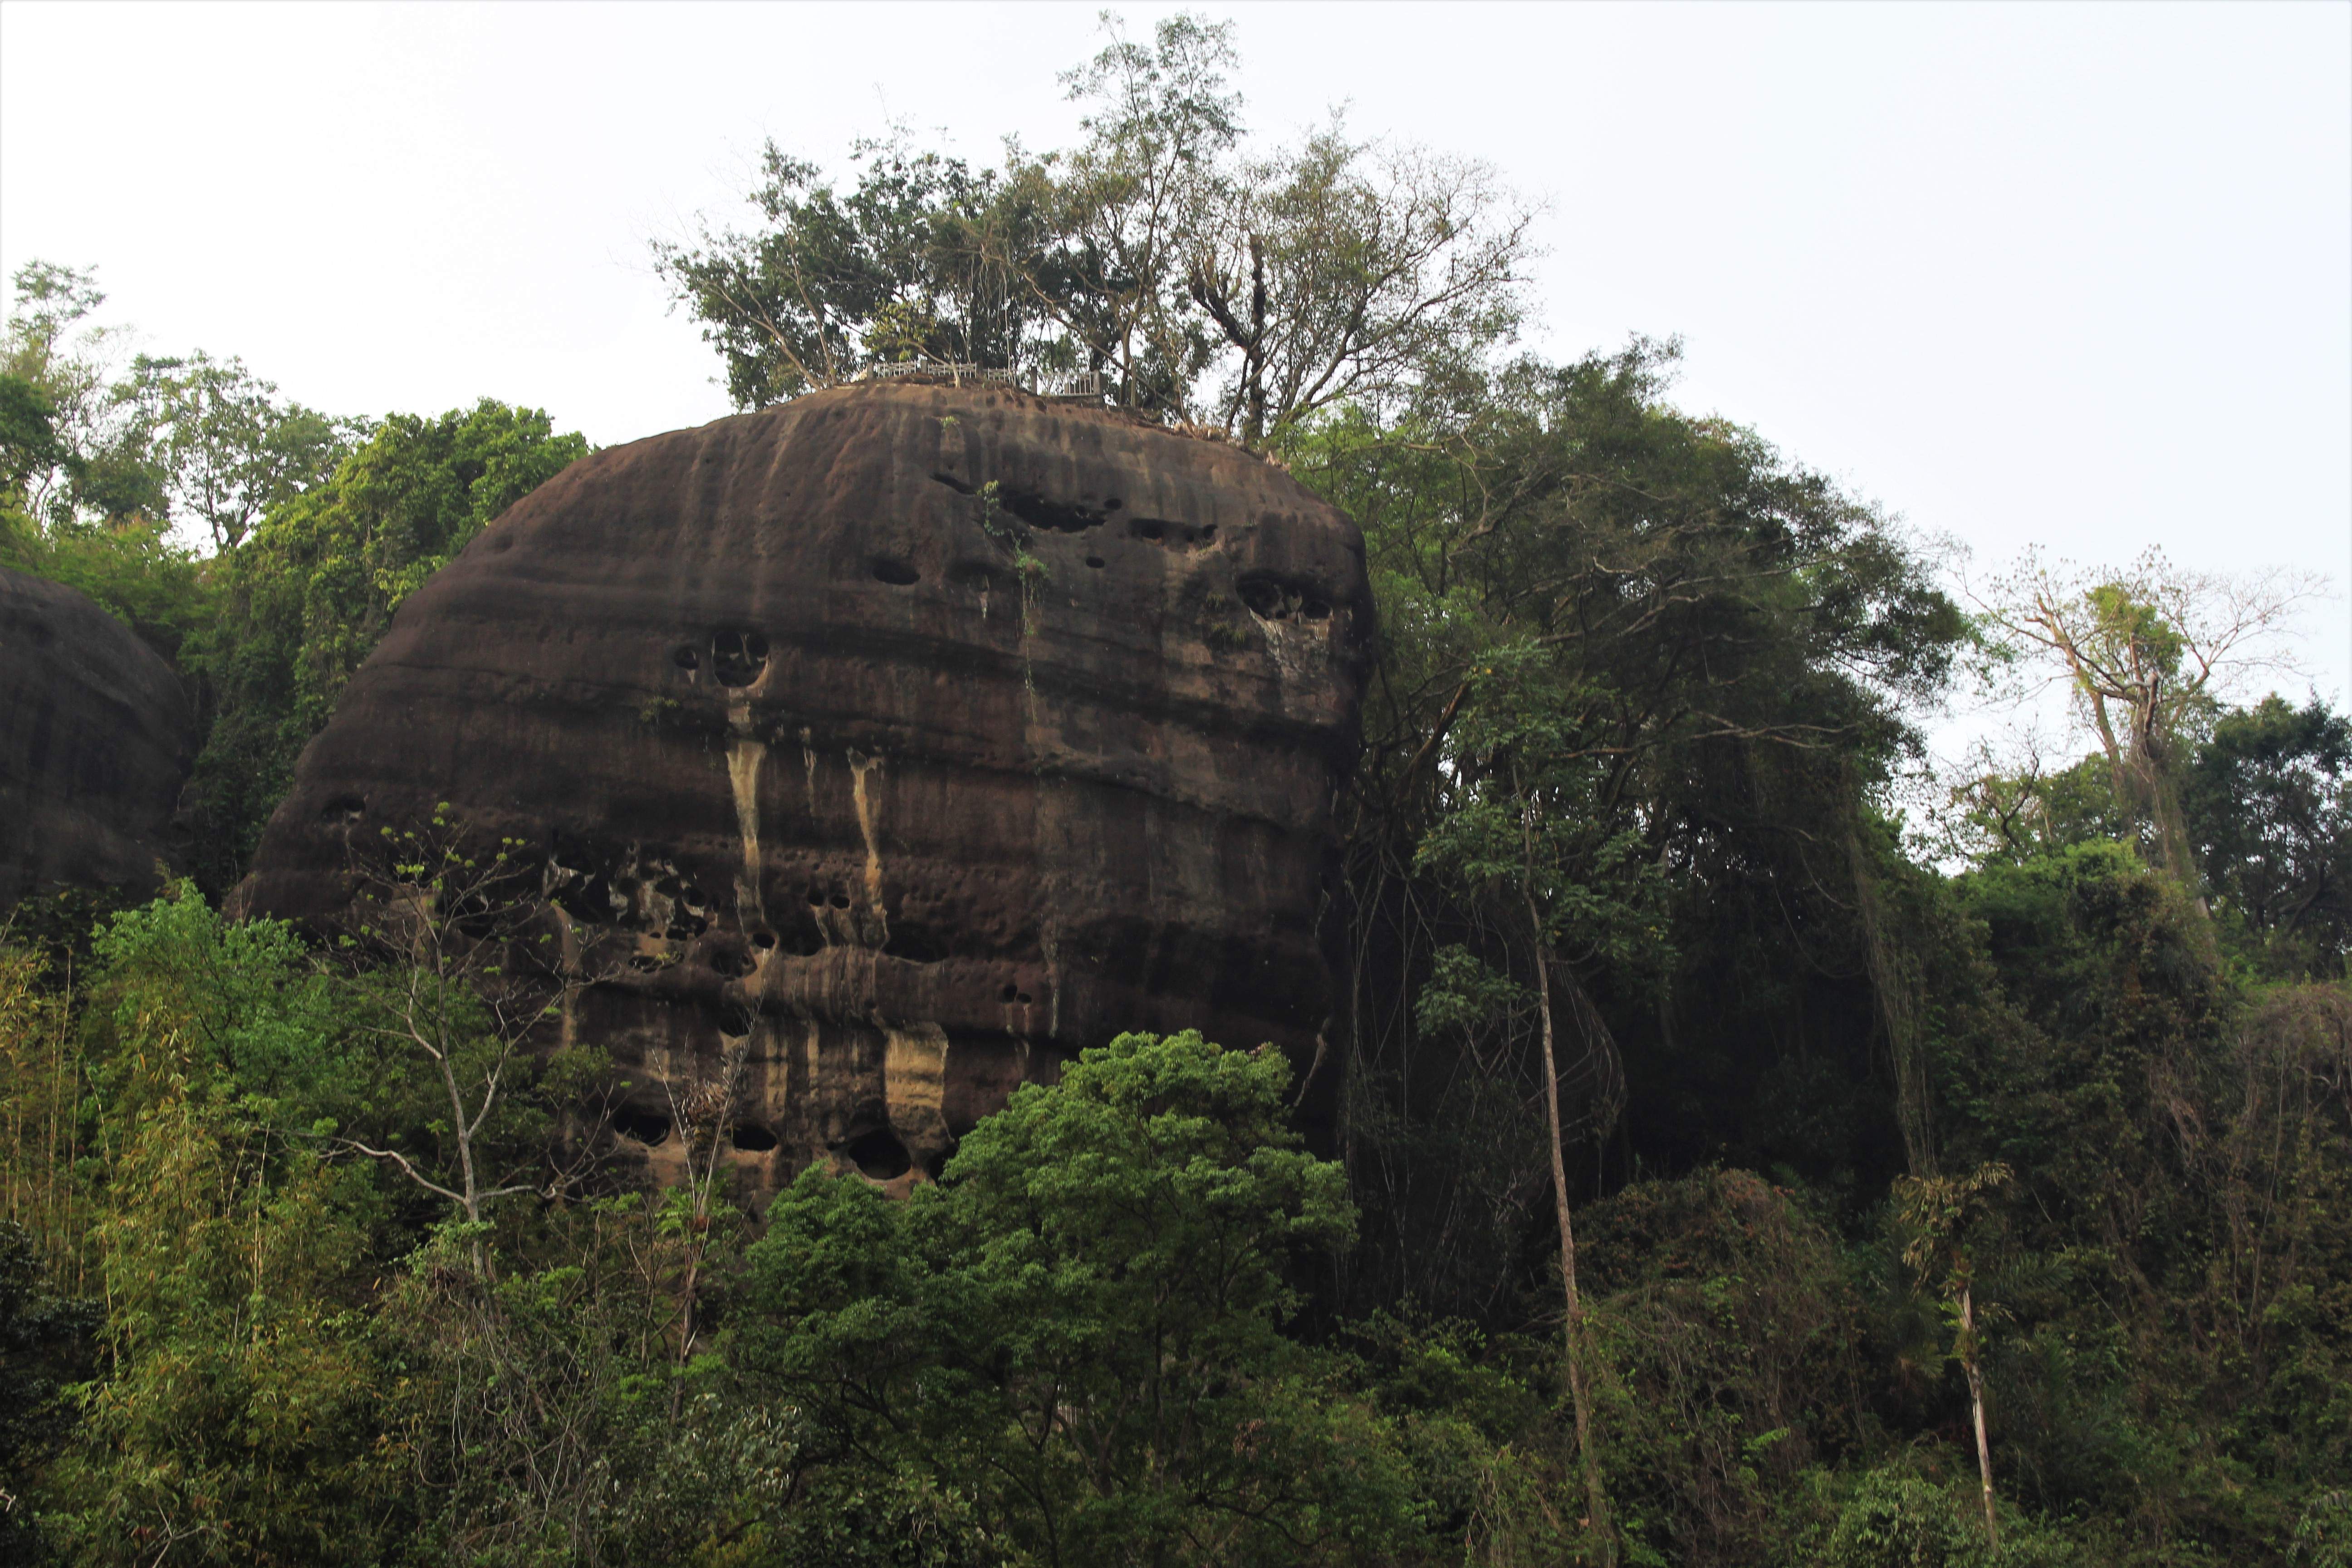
1981;547;2320;910
1416;648;1664;1568
1895;1161;2012;1548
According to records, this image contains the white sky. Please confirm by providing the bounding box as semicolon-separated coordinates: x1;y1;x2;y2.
4;0;2347;733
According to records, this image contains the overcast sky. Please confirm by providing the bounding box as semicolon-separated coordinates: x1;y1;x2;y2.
4;0;2347;731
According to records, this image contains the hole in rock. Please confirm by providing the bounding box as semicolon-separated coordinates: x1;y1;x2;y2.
872;557;920;586
783;930;823;957
1104;497;1123;511
750;929;777;951
1015;992;1033;1005
889;926;948;964
1000;983;1019;1001
680;886;709;910
655;876;683;896
555;877;614;926
320;794;365;824
1239;577;1288;618
828;892;851;910
1135;519;1166;542
1085;556;1105;568
665;912;709;939
1198;524;1215;542
995;487;1105;534
672;646;699;670
449;894;500;941
930;470;975;495
710;945;755;978
1237;573;1334;622
613;1105;671;1146
711;629;769;688
805;887;825;906
731;1123;779;1153
842;1127;912;1181
718;1002;757;1037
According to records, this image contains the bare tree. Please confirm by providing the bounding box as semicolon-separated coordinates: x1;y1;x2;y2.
1980;547;2323;904
1188;125;1532;446
336;808;623;1273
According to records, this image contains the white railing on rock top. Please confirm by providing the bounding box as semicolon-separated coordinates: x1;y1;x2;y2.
855;362;1105;402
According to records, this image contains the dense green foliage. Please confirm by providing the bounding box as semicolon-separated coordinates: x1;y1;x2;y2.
656;15;1528;442
4;19;2347;1566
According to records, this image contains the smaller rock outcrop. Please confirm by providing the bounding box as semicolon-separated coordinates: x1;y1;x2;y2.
0;568;193;910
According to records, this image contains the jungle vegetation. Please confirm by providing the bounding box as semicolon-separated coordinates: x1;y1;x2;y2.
1;15;2347;1566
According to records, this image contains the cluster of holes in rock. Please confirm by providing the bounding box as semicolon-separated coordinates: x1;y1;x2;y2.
930;471;1208;557
1238;573;1333;623
659;874;712;938
999;981;1034;1005
613;1103;779;1156
807;884;852;911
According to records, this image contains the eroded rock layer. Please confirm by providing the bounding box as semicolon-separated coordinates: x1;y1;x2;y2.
0;568;192;909
236;382;1370;1191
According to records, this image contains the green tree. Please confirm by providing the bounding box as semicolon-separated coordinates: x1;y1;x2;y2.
2185;696;2352;976
186;399;589;890
113;351;365;551
654;137;1050;406
0;1220;94;1559
739;1030;1416;1567
36;889;392;1565
658;14;1532;441
1300;341;1962;1315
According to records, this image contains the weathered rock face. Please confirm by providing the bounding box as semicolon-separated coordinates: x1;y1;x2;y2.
236;382;1370;1191
0;568;193;909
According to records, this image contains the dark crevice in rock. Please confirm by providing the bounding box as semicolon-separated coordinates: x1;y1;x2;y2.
843;1127;911;1180
1131;516;1215;549
996;488;1105;534
613;1105;671;1146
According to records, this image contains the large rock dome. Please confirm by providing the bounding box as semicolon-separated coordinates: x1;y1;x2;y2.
235;381;1370;1190
0;568;192;910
